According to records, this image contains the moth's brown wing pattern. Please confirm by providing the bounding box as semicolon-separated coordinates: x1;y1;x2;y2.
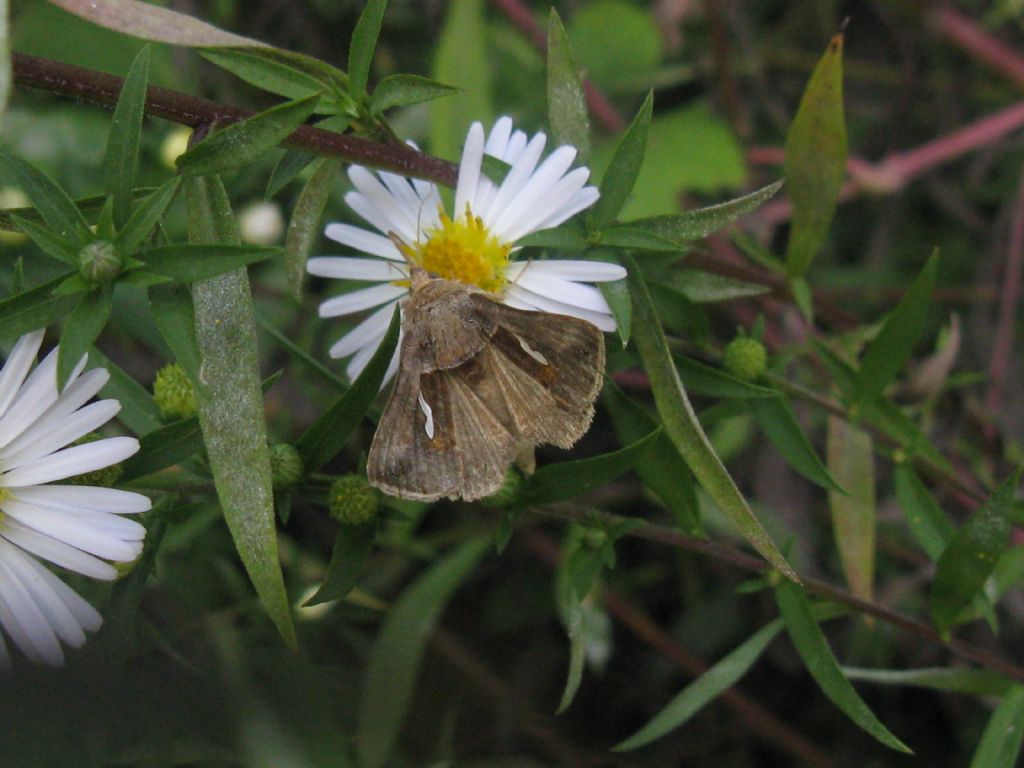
367;357;518;502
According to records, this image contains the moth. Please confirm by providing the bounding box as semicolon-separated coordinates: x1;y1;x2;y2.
367;266;605;501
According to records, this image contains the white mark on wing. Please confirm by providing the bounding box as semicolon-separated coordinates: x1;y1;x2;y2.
515;334;549;366
418;391;435;439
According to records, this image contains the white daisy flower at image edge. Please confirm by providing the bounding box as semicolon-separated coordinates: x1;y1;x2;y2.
307;116;626;382
0;330;149;667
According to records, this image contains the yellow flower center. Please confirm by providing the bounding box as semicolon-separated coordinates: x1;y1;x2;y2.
406;207;511;294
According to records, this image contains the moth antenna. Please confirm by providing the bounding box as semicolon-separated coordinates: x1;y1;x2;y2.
388;231;429;290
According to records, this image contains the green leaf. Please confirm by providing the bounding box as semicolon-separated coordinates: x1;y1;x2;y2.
176;93;321;177
9;212;79;265
148;283;202;383
669;355;772;400
0;149;90;246
256;314;346;391
430;0;492;161
138;243;278;283
58;287;113;390
622;180;783;245
295;308;400;475
116;176;182;254
827;417;875;601
266;150;314;197
120;418;202;481
784;32;847;277
615;618;785;751
285;157;340;301
304;522;376;606
594;226;681;252
600;279;631;346
0;0;9;129
603;383;701;535
0;275;77;342
969;686;1024;768
626;257;796;580
184;173;295;648
556;589;586;715
348;0;387;101
99;516;165;661
369;74;459;114
774;579;912;753
749;396;844;493
893;463;955;560
590;92;652;230
843;666;1012;697
852;252;938;408
358;537;488;768
90;346;163;437
516;225;588;250
201;47;350;111
662;269;769;303
104;46;150;228
546;8;590;163
931;469;1020;637
523;429;660;505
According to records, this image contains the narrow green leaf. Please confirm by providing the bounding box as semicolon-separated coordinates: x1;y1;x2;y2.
285;157;340;301
201;47;350;111
0;276;83;344
120;418;202;481
931;469;1021;636
590;92;652;229
9;213;79;265
184;173;295;648
843;666;1012;697
430;0;492;162
852;252;938;408
256;314;346;390
295;308;400;475
266;150;314;198
348;0;387;101
148;283;202;383
0;188;155;231
600;279;631;346
749;396;844;493
523;429;660;505
139;243;278;283
674;355;774;399
358;537;488;768
662;269;769;303
90;346;163;436
603;383;701;535
827;417;875;601
176;93;321;177
893;463;955;560
305;522;376;606
0;150;90;246
105;46;150;228
0;0;9;128
594;226;681;252
626;257;796;580
516;225;588;250
58;287;113;390
556;591;586;715
774;579;912;753
546;8;590;163
615;618;785;751
117;177;182;254
621;181;783;245
784;33;847;277
369;74;459;113
969;686;1024;768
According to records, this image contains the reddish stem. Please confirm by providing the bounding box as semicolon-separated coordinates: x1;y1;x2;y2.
929;5;1024;90
986;164;1024;413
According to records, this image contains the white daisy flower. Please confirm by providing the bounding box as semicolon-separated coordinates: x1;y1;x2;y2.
308;116;626;382
0;330;150;667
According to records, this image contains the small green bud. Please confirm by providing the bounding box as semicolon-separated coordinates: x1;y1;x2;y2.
723;336;768;381
328;474;379;526
481;468;525;508
66;432;123;487
269;443;304;488
153;363;197;421
78;240;123;285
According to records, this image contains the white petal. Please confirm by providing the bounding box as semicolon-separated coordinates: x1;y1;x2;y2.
454;121;486;218
532;185;601;233
318;283;407;319
323;223;405;260
501;168;593;242
380;343;401;389
476;129;531;217
379;170;428;216
345;333;384;381
479;132;547;225
308;256;408;281
328;300;400;359
489;145;578;239
484;117;513;158
348;167;421;242
1;500;142;561
510;272;612;314
3;400;122;471
3;546;86;648
15;485;151;514
0;541;62;665
344;190;393;236
0;348;59;452
506;259;626;282
2;436;139;487
504;285;616;332
2;522;118;579
0;330;44;419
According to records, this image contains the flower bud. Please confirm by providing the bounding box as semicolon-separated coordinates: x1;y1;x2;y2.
153;363;197;421
78;240;123;285
270;443;304;489
723;336;768;381
0;188;29;246
328;474;379;526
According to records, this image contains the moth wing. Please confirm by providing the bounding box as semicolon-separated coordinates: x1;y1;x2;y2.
367;358;517;502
